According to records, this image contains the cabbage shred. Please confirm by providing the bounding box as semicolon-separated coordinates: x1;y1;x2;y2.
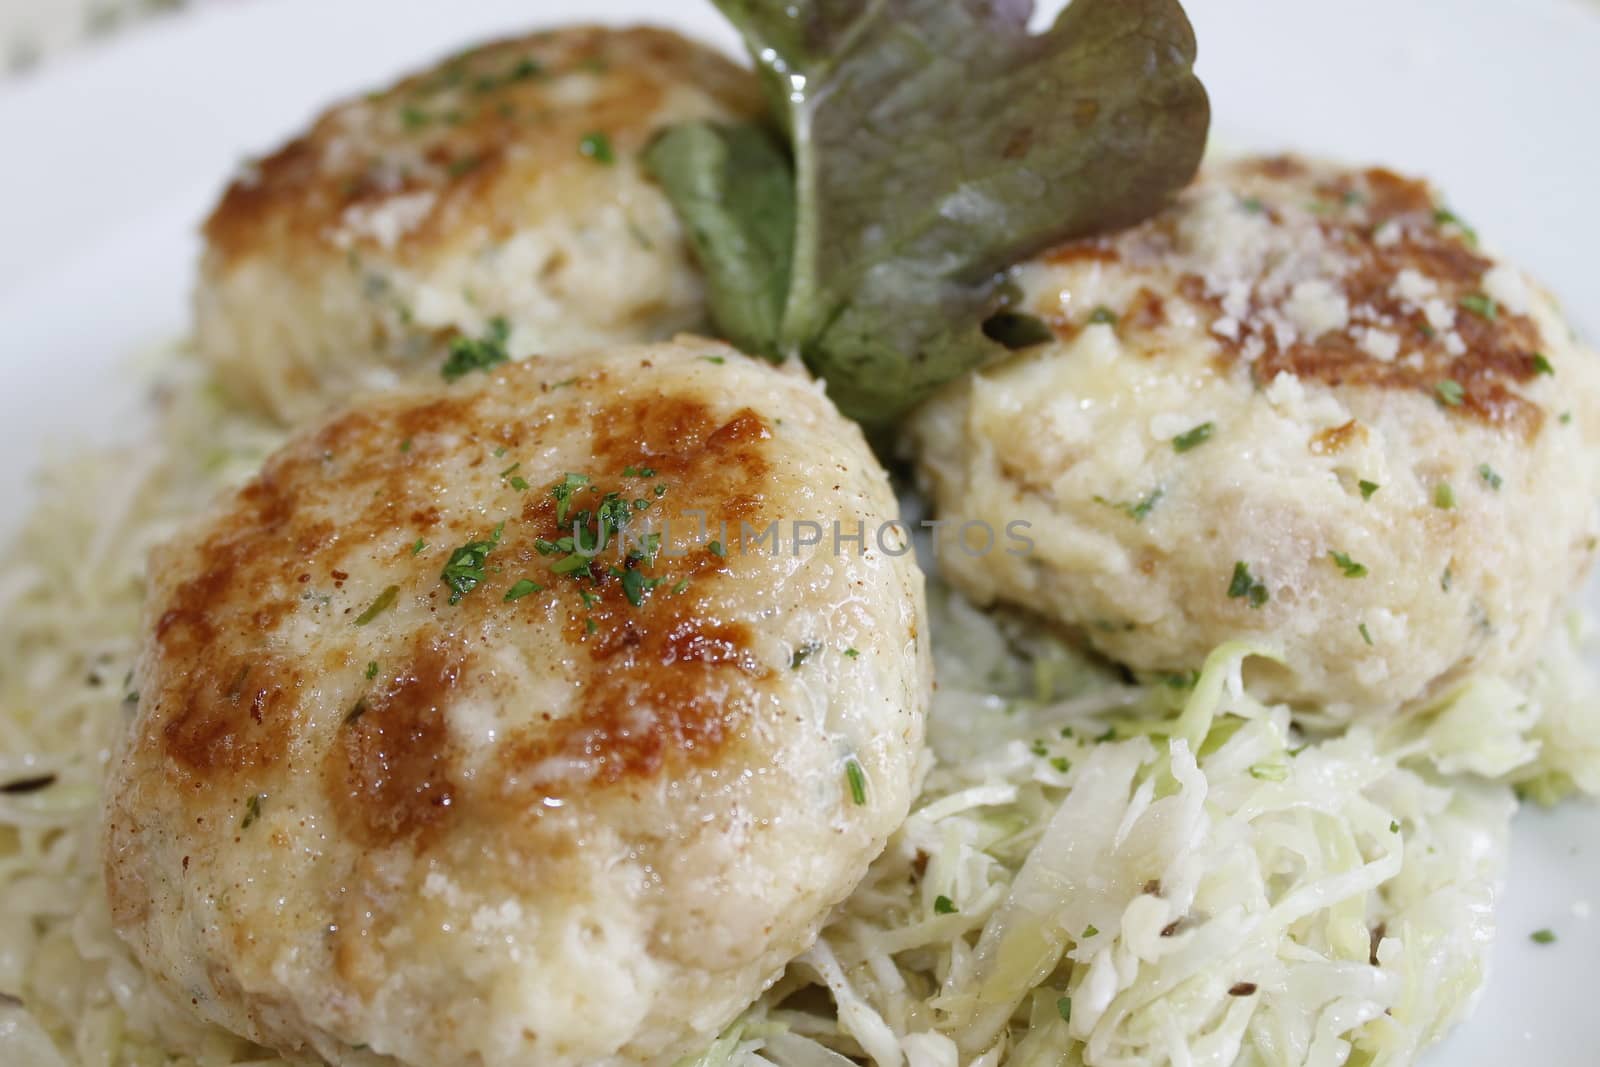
0;354;1592;1066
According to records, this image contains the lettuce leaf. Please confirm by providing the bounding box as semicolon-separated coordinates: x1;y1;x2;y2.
646;0;1208;423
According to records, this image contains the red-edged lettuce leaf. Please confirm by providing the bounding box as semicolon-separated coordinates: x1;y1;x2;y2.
647;0;1208;423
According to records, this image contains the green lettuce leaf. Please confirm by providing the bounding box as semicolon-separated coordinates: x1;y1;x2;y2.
646;0;1208;423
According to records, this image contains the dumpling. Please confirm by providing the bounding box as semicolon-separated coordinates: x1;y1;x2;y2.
194;26;762;422
104;338;929;1066
908;155;1600;720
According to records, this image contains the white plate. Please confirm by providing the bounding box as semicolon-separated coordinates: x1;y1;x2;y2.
0;0;1595;1062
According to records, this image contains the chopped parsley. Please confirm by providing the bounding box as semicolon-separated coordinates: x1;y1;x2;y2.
1359;622;1374;646
1172;422;1215;453
439;522;504;604
1432;207;1479;246
1050;756;1071;773
364;661;378;679
622;465;657;478
1227;562;1269;608
1530;928;1557;945
1434;482;1456;510
440;317;510;381
671;578;690;595
410;538;427;556
509;476;530;491
1082;924;1100;938
1329;550;1368;578
1441;567;1453;592
1458;293;1497;321
504;579;543;602
1095;487;1163;523
844;757;867;805
1239;196;1266;214
1088;305;1118;326
399;438;413;453
933;895;957;915
619;567;654;608
708;540;727;558
1390;820;1400;833
1358;479;1380;501
791;641;822;669
1056;997;1073;1023
1435;379;1464;407
579;131;615;164
1478;463;1503;490
844;647;860;659
241;793;264;829
550;472;592;525
1533;352;1555;376
354;585;400;625
702;354;726;365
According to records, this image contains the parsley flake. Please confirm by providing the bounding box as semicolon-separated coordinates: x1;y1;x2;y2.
1459;293;1497;321
1533;352;1554;376
364;661;378;679
241;793;264;829
579;131;615;164
1435;379;1464;407
504;579;543;601
441;318;511;381
844;757;867;805
933;895;957;915
1172;422;1215;453
1329;550;1368;578
440;523;504;604
1478;463;1502;490
354;585;399;625
1359;622;1374;646
1227;562;1269;608
1531;928;1557;945
1358;479;1380;501
1057;997;1072;1023
1434;482;1456;510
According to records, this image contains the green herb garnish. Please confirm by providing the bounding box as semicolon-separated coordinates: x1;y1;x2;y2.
1434;483;1456;510
1459;293;1497;321
1435;379;1464;407
439;522;504;604
1227;562;1269;608
364;661;378;679
643;0;1208;423
1359;622;1374;646
1533;352;1554;376
579;131;614;164
1172;422;1215;453
1531;928;1557;945
354;585;399;625
504;579;543;602
1358;480;1380;501
441;317;510;381
1478;463;1502;490
1088;306;1119;326
1057;997;1073;1023
241;793;263;829
934;895;957;915
844;757;867;805
1329;551;1368;578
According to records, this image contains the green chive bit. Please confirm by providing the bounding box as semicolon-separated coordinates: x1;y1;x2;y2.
354;585;400;625
1434;483;1456;510
1435;379;1464;407
1172;422;1215;453
1359;622;1374;646
1530;928;1557;945
844;757;867;805
1459;293;1497;321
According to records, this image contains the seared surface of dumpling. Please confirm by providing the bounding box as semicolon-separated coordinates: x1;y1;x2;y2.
195;26;761;422
908;156;1600;720
103;338;928;1067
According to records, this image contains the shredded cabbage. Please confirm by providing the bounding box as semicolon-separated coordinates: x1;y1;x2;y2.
0;352;1589;1067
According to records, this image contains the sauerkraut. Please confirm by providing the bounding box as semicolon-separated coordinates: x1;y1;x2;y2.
0;351;1594;1067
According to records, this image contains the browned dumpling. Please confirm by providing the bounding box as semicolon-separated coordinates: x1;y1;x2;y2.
909;156;1600;721
104;338;929;1067
194;27;762;423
